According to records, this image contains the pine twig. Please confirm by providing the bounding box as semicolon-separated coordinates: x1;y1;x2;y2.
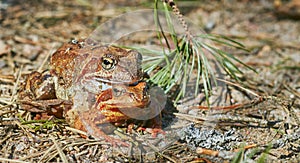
162;0;193;40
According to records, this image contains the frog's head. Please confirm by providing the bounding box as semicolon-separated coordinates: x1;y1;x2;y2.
95;81;150;109
78;45;143;85
83;81;150;123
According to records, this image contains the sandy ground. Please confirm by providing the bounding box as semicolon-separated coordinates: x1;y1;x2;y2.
0;0;299;162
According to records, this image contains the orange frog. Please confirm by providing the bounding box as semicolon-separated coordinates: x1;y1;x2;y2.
18;39;158;144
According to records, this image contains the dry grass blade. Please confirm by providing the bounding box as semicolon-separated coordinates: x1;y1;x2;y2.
13;120;33;139
283;83;300;99
113;130;138;146
216;78;260;97
39;144;56;162
174;112;208;122
0;110;15;116
0;74;15;84
0;158;30;163
9;66;22;104
65;126;88;136
0;103;14;110
146;141;177;163
37;43;58;72
50;135;68;163
0;132;12;145
20;151;47;161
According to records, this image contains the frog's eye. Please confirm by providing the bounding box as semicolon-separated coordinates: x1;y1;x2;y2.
101;57;115;70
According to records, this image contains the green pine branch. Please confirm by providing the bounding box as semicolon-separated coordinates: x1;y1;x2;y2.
127;0;256;105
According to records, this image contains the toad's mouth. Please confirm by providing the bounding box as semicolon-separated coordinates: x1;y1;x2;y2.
81;70;145;85
93;81;150;109
95;78;136;84
80;74;146;93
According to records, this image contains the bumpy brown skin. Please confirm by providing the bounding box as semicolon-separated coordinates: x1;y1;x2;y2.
18;39;154;144
50;39;143;88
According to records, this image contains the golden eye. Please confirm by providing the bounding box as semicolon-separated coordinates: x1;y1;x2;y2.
101;57;115;70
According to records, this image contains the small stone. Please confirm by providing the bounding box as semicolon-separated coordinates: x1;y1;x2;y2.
0;40;9;55
0;60;6;68
15;142;26;151
145;152;156;161
188;109;198;116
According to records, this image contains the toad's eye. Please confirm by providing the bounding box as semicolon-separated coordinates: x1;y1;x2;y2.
101;57;115;70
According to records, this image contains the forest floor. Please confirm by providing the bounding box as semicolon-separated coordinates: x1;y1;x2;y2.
0;0;299;162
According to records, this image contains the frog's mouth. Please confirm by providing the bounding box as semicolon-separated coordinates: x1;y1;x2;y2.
85;75;142;85
94;81;150;109
80;74;146;94
80;67;146;86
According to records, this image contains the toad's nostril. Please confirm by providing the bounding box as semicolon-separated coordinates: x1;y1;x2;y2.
145;83;149;92
143;83;149;98
143;72;150;80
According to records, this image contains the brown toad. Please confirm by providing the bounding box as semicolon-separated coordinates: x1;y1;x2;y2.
18;39;153;144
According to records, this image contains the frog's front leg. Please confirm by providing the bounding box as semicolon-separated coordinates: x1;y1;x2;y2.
65;105;129;147
71;82;150;146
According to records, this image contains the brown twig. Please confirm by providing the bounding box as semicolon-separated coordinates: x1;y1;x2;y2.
196;148;219;156
196;144;257;159
196;96;264;111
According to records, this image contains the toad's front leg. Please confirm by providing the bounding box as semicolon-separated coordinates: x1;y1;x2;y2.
71;87;131;146
80;109;130;146
65;82;150;146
